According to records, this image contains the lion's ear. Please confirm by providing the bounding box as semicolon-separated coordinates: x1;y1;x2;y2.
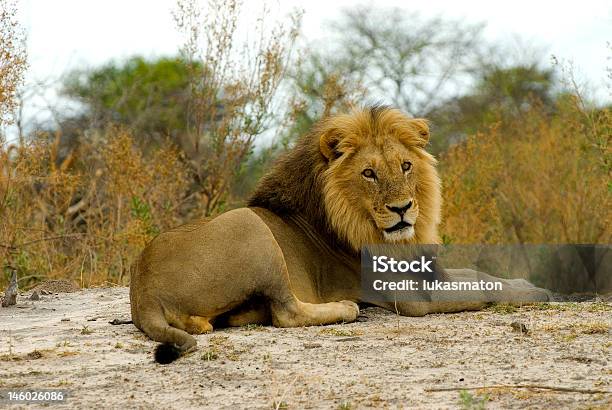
320;130;345;161
410;119;430;148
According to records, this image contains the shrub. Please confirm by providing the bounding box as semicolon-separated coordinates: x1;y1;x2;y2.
441;97;610;245
0;128;190;288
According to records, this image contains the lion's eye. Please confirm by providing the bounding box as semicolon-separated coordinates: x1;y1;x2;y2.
402;161;412;173
362;168;376;180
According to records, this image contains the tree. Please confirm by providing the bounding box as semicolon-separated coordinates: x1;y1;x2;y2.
173;0;301;215
283;5;485;143
283;52;366;147
285;6;560;155
333;6;484;116
0;0;26;130
62;56;198;145
427;64;557;153
300;6;483;114
0;0;26;283
57;0;301;217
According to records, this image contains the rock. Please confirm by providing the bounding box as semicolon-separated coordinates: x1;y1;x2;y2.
26;350;43;360
30;291;40;301
511;321;529;334
303;342;322;349
1;270;18;307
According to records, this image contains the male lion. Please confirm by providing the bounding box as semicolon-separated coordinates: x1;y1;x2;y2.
130;106;550;364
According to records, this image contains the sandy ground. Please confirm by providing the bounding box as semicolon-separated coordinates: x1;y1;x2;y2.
0;286;610;409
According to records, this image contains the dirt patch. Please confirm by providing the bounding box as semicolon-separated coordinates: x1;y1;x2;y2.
0;288;610;409
30;279;80;294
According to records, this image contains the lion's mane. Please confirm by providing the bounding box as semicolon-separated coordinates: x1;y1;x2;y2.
248;105;441;252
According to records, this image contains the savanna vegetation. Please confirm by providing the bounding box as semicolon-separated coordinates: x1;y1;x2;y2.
0;0;610;289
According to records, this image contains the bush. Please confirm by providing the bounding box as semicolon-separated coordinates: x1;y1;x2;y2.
0;129;190;288
440;96;610;245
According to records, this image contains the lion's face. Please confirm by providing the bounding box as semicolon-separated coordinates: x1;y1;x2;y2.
319;107;441;251
350;138;420;241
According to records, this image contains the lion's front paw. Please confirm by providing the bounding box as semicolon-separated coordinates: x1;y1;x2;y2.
339;300;359;323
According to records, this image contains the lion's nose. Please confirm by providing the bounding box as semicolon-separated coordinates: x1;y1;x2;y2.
386;199;413;216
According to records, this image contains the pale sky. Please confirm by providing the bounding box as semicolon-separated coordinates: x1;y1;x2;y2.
12;0;612;134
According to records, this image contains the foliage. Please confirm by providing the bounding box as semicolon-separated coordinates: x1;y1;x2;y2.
458;390;489;410
1;1;610;291
440;97;611;244
283;4;484;144
57;0;301;217
173;0;301;215
428;64;556;154
0;128;190;288
0;0;26;128
62;56;198;144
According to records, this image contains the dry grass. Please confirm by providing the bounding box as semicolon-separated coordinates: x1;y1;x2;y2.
542;321;609;334
2;96;610;289
173;0;300;215
204;334;249;361
319;328;363;337
1;0;300;289
0;0;26;128
441;97;610;245
1;129;191;288
0;2;609;293
579;322;609;334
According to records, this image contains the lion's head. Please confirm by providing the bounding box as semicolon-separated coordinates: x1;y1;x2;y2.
248;105;441;253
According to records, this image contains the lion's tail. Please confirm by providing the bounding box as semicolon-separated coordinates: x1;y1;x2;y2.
135;302;197;365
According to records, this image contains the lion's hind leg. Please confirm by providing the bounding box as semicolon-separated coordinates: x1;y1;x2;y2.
262;240;359;327
215;207;359;328
270;297;359;327
184;315;214;335
221;296;359;328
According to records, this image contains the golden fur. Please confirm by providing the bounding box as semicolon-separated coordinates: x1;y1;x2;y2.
131;105;550;364
249;105;441;251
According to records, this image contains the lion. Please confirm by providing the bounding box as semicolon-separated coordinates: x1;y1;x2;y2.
130;105;550;364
